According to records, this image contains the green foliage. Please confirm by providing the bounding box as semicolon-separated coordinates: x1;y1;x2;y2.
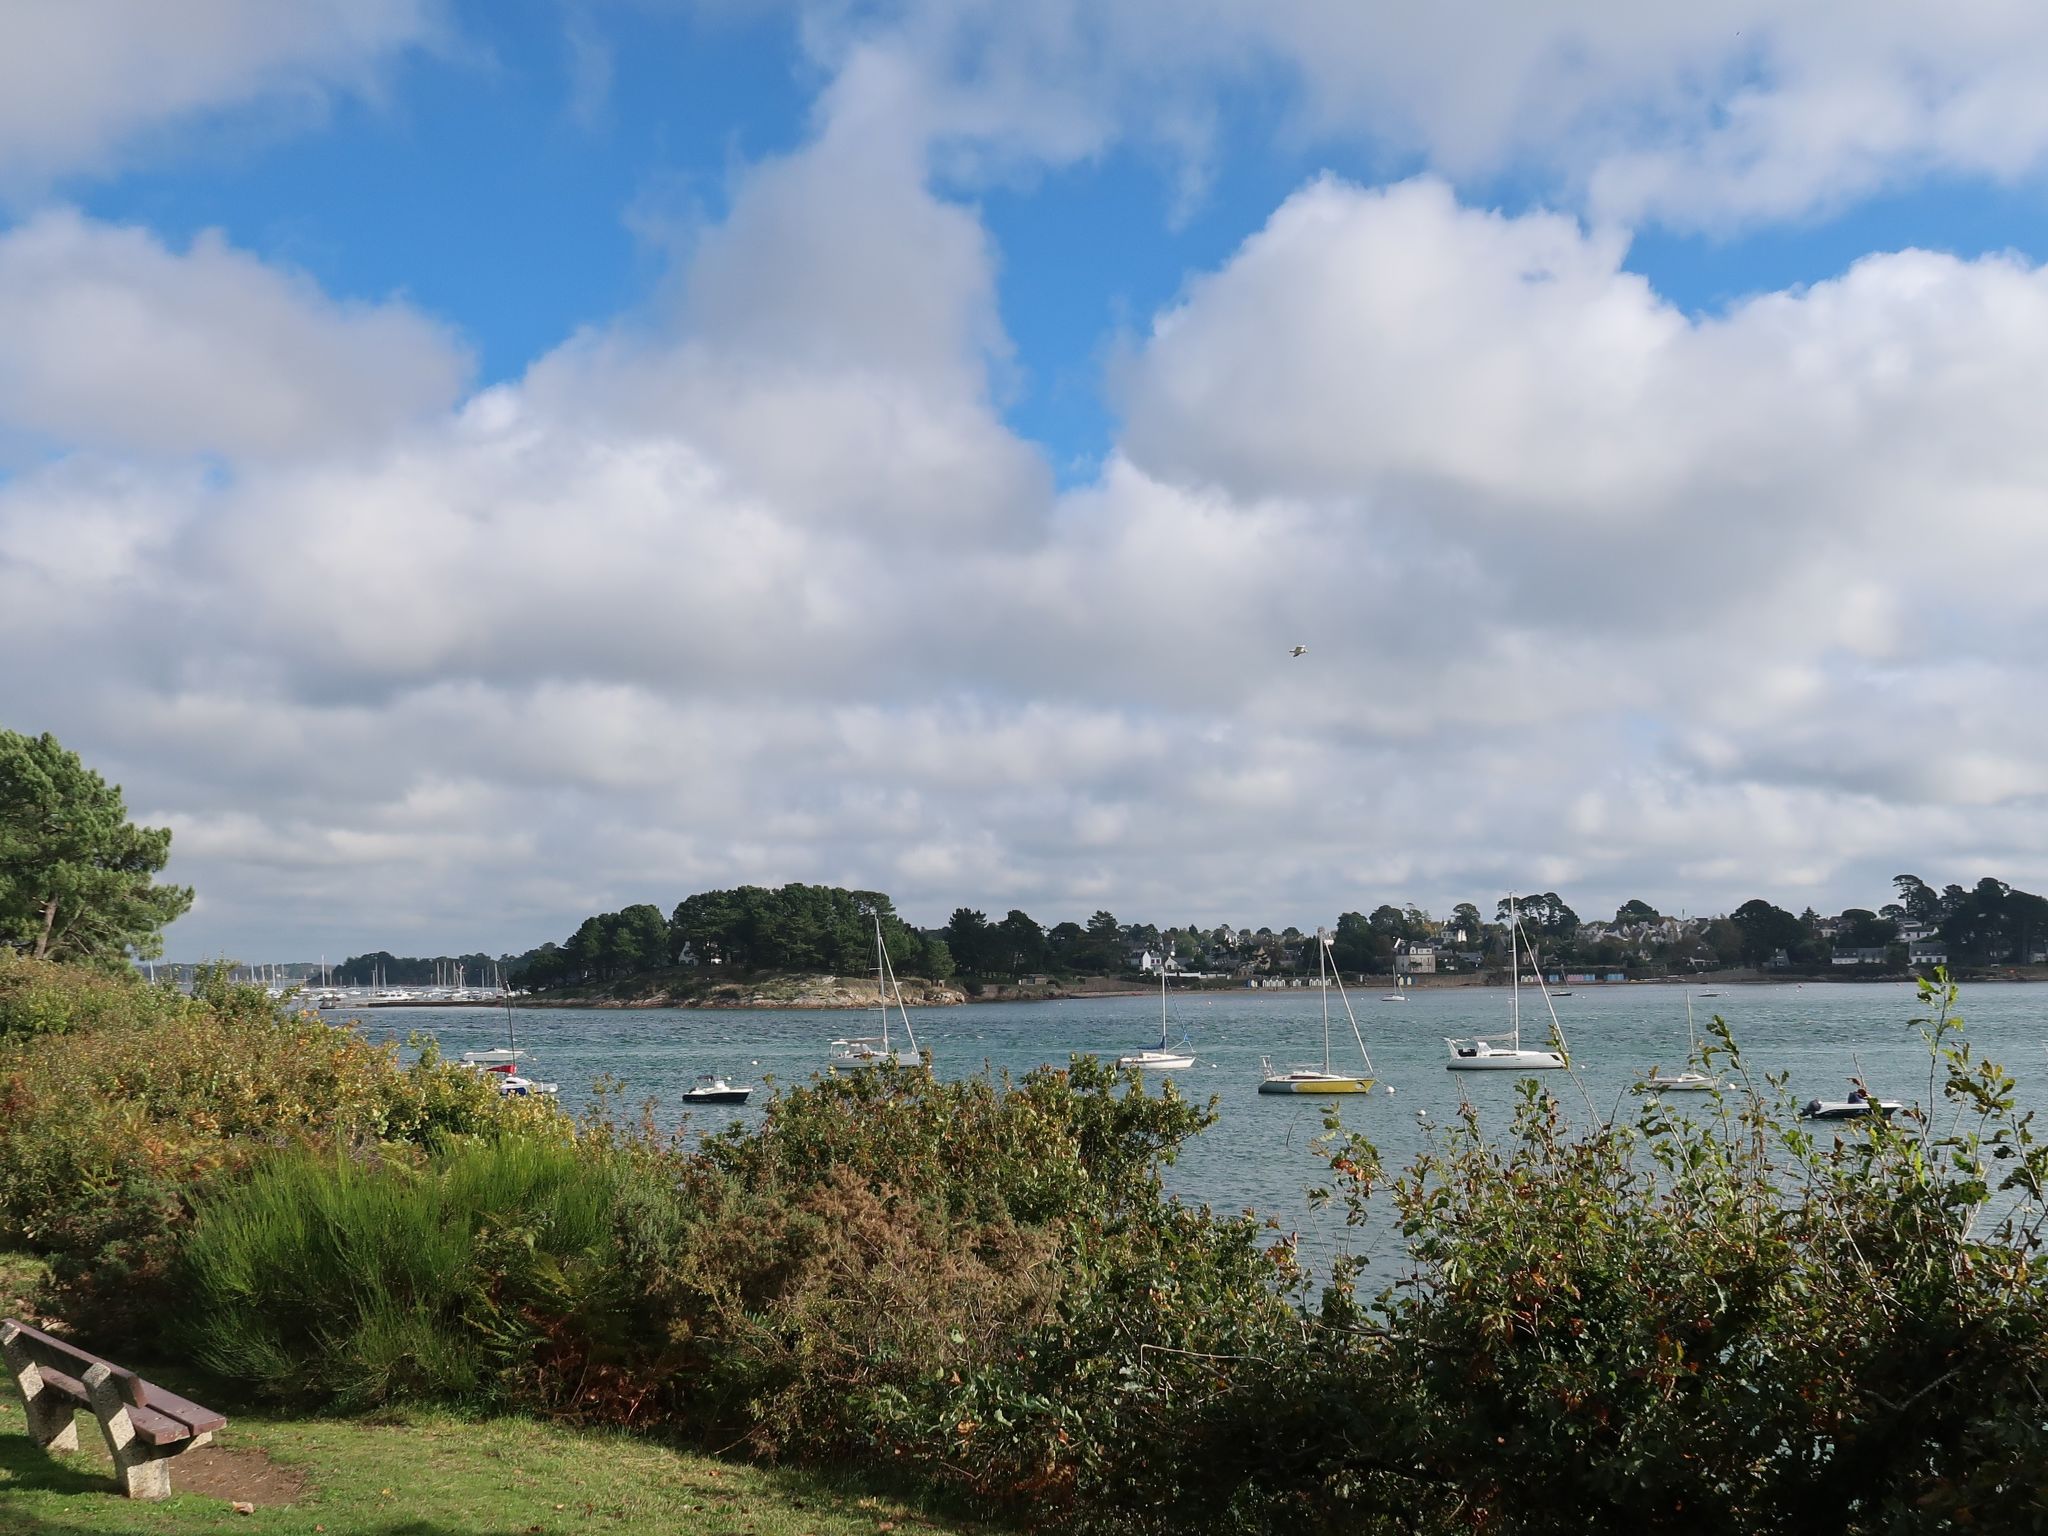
0;728;192;965
1731;895;1807;965
334;947;502;985
0;950;187;1040
1282;971;2048;1533
0;960;522;1339
179;1134;624;1408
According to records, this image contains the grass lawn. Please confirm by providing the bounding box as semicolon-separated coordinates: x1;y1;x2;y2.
0;1395;981;1536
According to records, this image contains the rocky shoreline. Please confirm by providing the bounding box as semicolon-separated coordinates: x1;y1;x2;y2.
501;965;2044;1010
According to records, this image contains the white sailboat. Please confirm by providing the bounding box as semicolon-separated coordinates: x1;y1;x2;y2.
460;994;557;1096
1118;955;1195;1071
1446;895;1567;1071
1637;993;1719;1093
1259;929;1376;1095
830;916;924;1068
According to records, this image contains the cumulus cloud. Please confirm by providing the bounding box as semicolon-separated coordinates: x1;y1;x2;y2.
0;210;470;460
12;41;2048;953
778;0;2048;229
0;0;436;188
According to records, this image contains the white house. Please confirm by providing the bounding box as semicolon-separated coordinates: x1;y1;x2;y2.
1394;940;1437;976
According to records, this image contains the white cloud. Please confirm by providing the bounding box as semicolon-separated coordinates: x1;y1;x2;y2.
0;0;436;188
776;1;2048;230
15;67;2048;955
0;210;470;459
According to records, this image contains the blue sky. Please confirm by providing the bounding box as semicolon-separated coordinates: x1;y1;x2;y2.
9;2;2048;956
57;5;2048;482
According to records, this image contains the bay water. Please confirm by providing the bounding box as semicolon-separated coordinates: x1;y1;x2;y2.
369;980;2048;1279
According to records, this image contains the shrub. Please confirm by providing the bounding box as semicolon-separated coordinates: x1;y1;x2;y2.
0;962;524;1337
0;952;187;1040
179;1134;624;1408
1265;974;2048;1534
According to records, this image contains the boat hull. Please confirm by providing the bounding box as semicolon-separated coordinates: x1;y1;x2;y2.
1800;1099;1900;1120
682;1088;752;1105
1117;1051;1195;1071
1258;1074;1375;1095
1446;1052;1566;1071
1638;1076;1719;1092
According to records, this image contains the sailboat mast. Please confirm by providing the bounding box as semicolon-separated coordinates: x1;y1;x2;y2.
1159;945;1169;1050
1320;926;1332;1074
1509;895;1521;1052
874;915;890;1052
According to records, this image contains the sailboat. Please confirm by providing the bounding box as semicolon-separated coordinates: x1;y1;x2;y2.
1636;993;1719;1092
1381;972;1409;1003
830;916;924;1068
1259;929;1376;1094
461;992;558;1096
1118;956;1195;1071
1446;895;1567;1071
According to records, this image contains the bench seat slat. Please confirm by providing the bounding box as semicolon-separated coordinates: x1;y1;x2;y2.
18;1364;190;1444
137;1383;227;1437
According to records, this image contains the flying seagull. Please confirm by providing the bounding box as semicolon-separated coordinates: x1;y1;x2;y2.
1289;645;1308;658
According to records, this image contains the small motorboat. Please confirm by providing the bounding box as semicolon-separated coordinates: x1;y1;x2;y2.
681;1074;753;1105
1799;1093;1901;1121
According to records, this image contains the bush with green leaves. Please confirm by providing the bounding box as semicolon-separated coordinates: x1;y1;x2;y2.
1229;973;2048;1534
0;958;523;1337
179;1133;627;1408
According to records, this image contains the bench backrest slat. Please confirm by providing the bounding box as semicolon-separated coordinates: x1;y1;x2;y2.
2;1318;223;1438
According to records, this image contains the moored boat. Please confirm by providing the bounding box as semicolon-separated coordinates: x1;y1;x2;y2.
1447;895;1567;1072
1636;994;1721;1093
681;1074;753;1105
1800;1091;1901;1120
1259;928;1376;1096
1118;957;1195;1072
831;914;925;1068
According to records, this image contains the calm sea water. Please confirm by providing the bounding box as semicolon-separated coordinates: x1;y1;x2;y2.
361;981;2048;1277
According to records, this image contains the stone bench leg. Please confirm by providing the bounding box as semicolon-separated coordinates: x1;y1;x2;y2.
1;1322;78;1453
83;1362;181;1500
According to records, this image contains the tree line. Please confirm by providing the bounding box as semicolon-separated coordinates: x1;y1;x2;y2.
497;872;2048;994
510;884;952;990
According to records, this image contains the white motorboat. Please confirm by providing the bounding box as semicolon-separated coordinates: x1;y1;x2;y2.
1800;1092;1902;1121
681;1074;753;1105
1260;929;1376;1095
1118;956;1195;1072
1636;994;1721;1093
1448;895;1567;1071
831;915;924;1068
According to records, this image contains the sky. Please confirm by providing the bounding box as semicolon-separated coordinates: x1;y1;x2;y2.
7;1;2048;960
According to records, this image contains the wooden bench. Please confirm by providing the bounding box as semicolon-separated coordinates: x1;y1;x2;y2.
2;1318;227;1499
